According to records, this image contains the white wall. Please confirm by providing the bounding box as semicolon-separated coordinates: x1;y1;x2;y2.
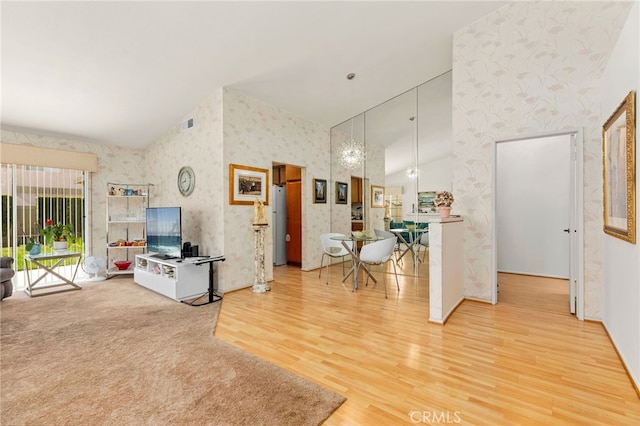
600;1;639;393
496;135;571;278
452;1;633;318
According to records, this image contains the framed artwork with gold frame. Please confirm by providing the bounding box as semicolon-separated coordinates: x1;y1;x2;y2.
603;90;635;243
371;185;385;208
229;163;269;205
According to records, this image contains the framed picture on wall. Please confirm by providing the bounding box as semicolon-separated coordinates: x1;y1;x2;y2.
229;163;269;205
336;181;348;204
602;90;636;243
314;178;327;203
371;185;385;208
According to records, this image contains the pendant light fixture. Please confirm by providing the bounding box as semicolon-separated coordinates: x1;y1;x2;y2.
338;73;365;170
406;115;420;179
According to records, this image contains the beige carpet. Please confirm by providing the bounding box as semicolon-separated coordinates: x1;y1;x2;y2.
0;279;345;425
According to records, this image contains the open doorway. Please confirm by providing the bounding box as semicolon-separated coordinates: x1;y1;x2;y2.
493;131;584;319
272;163;302;267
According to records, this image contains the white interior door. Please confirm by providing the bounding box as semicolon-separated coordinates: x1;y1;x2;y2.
496;135;571;278
494;132;582;316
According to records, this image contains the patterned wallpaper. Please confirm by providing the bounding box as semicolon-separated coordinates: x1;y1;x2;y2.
143;90;225;285
1;130;147;259
452;1;632;318
222;88;330;291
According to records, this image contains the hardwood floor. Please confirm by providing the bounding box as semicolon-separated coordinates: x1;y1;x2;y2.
214;265;640;425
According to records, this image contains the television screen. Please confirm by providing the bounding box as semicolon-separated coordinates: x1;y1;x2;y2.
146;207;182;258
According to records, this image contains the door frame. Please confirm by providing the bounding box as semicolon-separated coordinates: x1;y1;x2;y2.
491;129;584;320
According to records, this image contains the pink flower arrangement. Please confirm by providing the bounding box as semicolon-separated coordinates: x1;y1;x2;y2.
434;191;454;207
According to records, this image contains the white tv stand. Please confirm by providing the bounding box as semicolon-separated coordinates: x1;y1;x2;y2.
134;254;209;301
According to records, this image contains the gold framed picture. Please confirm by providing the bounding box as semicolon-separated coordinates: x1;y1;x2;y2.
229;164;269;205
603;90;636;243
371;185;385;208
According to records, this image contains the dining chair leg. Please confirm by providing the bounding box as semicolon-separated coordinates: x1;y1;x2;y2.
392;259;400;292
383;267;387;298
318;253;325;279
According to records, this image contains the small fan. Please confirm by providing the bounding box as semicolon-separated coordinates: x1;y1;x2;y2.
83;256;107;282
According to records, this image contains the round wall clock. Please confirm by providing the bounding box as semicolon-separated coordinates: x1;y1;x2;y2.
177;166;195;196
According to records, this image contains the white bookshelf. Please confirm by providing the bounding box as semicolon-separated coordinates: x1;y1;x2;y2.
106;183;150;277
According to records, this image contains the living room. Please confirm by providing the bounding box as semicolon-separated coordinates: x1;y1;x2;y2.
1;1;639;423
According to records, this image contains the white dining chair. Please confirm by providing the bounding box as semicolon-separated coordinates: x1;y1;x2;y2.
374;229;400;262
357;236;399;298
319;233;353;284
418;231;429;262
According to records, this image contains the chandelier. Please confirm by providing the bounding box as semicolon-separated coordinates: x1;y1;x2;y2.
406;167;420;179
339;138;365;170
337;72;365;170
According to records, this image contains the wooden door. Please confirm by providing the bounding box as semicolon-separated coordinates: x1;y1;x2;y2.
351;176;362;203
286;181;302;265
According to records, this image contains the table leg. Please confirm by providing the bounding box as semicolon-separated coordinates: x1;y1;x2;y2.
24;256;82;297
395;233;412;263
340;240;377;291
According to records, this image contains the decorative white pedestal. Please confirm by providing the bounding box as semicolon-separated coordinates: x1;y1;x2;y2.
252;224;270;293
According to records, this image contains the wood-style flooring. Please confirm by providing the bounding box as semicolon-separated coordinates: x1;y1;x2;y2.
215;265;640;425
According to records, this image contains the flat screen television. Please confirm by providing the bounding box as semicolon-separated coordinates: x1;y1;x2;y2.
146;207;182;258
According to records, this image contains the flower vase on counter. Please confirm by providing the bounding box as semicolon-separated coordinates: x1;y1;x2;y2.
439;207;451;218
434;191;454;219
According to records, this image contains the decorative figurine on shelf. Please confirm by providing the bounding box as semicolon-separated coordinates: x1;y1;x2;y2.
108;187;116;196
253;199;268;225
119;188;125;196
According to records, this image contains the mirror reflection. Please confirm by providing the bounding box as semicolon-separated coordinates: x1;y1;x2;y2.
330;70;452;277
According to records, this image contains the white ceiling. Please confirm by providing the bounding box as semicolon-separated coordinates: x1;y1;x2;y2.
1;1;508;149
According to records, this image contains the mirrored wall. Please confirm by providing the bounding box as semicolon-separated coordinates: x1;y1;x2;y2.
330;70;453;276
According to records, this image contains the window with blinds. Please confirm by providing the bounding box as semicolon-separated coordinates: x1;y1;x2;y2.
1;164;87;289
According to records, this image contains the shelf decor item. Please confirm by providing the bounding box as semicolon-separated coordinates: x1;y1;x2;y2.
230;164;269;205
603;90;636;244
434;191;454;218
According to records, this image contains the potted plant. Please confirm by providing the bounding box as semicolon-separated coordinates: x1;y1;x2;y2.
434;191;454;218
40;220;75;251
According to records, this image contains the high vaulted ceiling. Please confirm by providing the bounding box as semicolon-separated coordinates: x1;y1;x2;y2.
1;1;508;149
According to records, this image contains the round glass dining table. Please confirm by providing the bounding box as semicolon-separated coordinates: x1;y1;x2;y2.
330;234;384;291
